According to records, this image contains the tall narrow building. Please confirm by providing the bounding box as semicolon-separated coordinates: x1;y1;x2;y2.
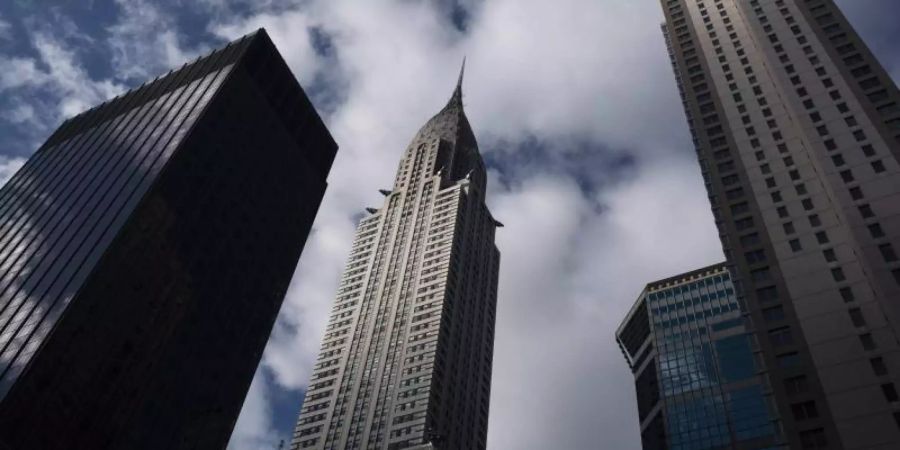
0;30;337;450
660;0;900;448
290;65;501;450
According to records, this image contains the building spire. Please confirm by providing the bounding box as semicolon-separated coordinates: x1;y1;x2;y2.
448;57;466;108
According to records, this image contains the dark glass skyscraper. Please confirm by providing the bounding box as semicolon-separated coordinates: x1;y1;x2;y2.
0;29;336;450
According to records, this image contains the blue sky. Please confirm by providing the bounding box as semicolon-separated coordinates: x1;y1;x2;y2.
0;0;898;449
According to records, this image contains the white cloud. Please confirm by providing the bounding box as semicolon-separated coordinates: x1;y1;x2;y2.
30;33;124;118
0;29;124;147
0;57;47;91
107;0;206;81
228;370;281;450
1;103;37;126
0;156;26;187
211;10;323;84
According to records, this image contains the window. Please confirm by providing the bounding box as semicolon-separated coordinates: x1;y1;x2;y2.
860;333;877;350
800;428;827;449
790;239;802;252
763;306;785;322
757;286;779;302
849;308;866;327
777;352;800;368
751;268;771;282
880;244;899;263
832;267;846;282
809;214;822;227
770;327;793;347
785;375;809;395
816;232;829;244
792;401;819;420
882;383;899;403
871;357;888;376
784;222;796;234
824;249;837;262
859;204;875;218
840;170;854;183
869;224;885;238
741;233;761;246
872;160;886;173
849;187;864;200
731;202;749;215
840;287;855;302
746;250;767;264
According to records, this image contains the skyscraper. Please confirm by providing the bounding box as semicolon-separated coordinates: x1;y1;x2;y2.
660;0;900;448
290;65;501;450
617;264;779;450
0;30;337;450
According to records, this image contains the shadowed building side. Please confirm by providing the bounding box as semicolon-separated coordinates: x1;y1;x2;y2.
0;29;337;450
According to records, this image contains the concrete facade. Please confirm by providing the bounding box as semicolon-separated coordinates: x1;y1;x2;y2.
290;66;500;450
660;0;900;448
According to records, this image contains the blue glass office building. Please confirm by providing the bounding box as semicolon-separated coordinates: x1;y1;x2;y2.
617;263;784;450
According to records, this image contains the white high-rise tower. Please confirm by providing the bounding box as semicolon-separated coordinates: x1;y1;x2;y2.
660;0;900;448
290;64;501;450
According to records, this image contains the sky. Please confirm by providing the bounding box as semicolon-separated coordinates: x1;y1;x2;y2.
0;0;898;449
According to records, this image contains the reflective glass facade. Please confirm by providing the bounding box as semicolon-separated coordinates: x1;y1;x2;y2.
618;264;784;450
0;30;337;450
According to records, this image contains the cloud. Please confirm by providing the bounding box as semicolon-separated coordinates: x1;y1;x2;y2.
0;156;26;187
1;103;37;126
30;33;124;118
229;369;281;450
0;27;125;155
485;156;722;449
211;9;323;84
107;0;206;81
0;14;10;40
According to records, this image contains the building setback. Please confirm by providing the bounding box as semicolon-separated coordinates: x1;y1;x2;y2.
659;0;900;448
0;29;337;450
290;65;501;450
617;264;779;450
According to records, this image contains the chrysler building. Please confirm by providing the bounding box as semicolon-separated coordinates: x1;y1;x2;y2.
291;63;501;450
